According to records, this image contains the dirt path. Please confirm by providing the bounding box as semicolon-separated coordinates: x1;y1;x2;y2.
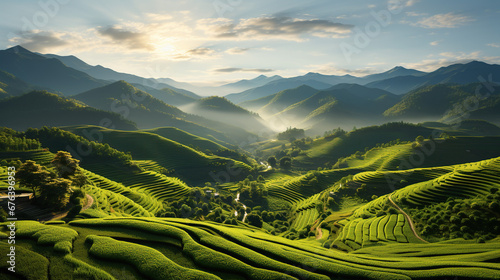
388;194;428;243
45;194;93;221
82;194;93;211
234;193;248;223
316;225;323;240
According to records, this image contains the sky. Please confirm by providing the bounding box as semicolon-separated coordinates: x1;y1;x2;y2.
1;0;499;85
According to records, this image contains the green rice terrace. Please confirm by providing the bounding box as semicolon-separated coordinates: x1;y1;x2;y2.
1;125;500;279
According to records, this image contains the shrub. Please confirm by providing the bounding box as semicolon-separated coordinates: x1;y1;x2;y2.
489;201;499;211
66;205;83;219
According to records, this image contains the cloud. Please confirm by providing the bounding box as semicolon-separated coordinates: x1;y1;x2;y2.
173;47;218;60
430;40;439;46
487;43;500;48
415;13;473;28
214;67;274;73
226;47;250;54
9;31;68;52
388;0;418;11
186;47;215;56
406;11;427;17
199;16;354;41
98;26;153;50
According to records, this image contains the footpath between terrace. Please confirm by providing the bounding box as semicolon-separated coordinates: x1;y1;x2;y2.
388;193;429;243
44;194;94;221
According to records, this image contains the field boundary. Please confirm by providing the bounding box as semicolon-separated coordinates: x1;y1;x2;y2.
388;193;428;243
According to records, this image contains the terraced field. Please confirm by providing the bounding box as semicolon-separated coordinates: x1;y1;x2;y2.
0;149;54;165
391;157;500;206
2;218;499;280
64;126;252;183
82;169;163;216
290;194;322;230
266;169;356;203
142;126;235;151
333;214;424;250
83;163;191;206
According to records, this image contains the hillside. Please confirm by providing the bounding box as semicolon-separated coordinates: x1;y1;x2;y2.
2;123;500;280
270;123;434;169
219;74;283;94
243;85;319;116
367;61;500;94
62;125;252;183
182;96;270;133
0;46;108;95
42;53;200;98
225;78;332;104
0;91;136;130
360;66;426;84
270;84;400;132
0;70;35;98
384;83;500;123
143;126;234;151
74;81;257;144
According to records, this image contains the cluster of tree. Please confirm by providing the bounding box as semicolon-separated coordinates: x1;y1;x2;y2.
156;182;293;231
277;127;305;142
267;156;292;170
323;127;346;139
16;151;87;211
157;186;228;219
236;176;268;201
274;137;315;159
408;188;500;242
0;127;41;151
23;127;132;164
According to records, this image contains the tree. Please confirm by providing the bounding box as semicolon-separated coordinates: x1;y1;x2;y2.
246;212;263;228
180;204;192;218
16;160;52;198
38;178;73;210
267;156;277;168
280;156;292;170
51;151;80;179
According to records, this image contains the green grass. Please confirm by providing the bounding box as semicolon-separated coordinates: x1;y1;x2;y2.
64;125;252;183
4;220;78;254
143;126;235;151
82;168;162;215
0;217;498;279
86;235;220;280
0;241;49;280
391;156;500;206
84;164;191;204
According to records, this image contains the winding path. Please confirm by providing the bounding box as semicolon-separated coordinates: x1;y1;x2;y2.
234;193;248;223
45;194;94;221
387;194;428;243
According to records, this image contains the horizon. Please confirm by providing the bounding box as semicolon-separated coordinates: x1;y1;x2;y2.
1;0;499;85
3;44;495;87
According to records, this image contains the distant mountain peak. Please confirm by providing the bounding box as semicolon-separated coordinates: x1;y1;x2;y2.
5;45;31;54
305;72;320;76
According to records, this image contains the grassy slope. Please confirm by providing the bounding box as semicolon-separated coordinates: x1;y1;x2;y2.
74;81;257;145
62;125;252;183
2;218;499;280
0;91;137;131
142;126;236;151
293;123;434;169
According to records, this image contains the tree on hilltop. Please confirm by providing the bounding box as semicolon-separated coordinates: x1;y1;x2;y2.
16;160;52;199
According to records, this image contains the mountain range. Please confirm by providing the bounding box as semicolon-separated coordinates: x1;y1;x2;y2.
1;45;500;137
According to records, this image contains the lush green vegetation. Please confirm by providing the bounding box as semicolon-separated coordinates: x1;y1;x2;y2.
2;119;500;280
0;91;137;131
